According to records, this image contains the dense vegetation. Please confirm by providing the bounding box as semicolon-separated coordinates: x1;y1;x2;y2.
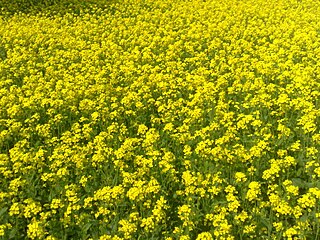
0;0;320;239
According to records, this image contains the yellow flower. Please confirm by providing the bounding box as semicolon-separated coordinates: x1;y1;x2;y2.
298;193;316;209
234;172;247;183
9;202;20;216
179;235;190;240
290;141;301;151
243;224;256;234
273;222;283;232
23;199;42;218
140;217;155;232
118;219;137;239
45;236;58;240
283;227;298;239
0;224;11;237
137;124;148;135
283;180;299;196
246;181;261;201
234;211;249;223
27;219;45;240
196;232;213;240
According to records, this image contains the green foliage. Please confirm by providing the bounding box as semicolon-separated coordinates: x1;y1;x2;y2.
0;0;109;16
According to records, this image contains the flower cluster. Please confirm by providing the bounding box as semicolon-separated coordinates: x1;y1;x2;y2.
0;0;320;239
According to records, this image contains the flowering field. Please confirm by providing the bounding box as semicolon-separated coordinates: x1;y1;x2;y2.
0;0;320;239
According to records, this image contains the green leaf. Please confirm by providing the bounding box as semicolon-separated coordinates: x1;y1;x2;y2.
0;207;8;217
0;46;7;61
83;222;92;233
291;178;306;188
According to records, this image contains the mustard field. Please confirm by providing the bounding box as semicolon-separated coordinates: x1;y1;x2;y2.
0;0;320;239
